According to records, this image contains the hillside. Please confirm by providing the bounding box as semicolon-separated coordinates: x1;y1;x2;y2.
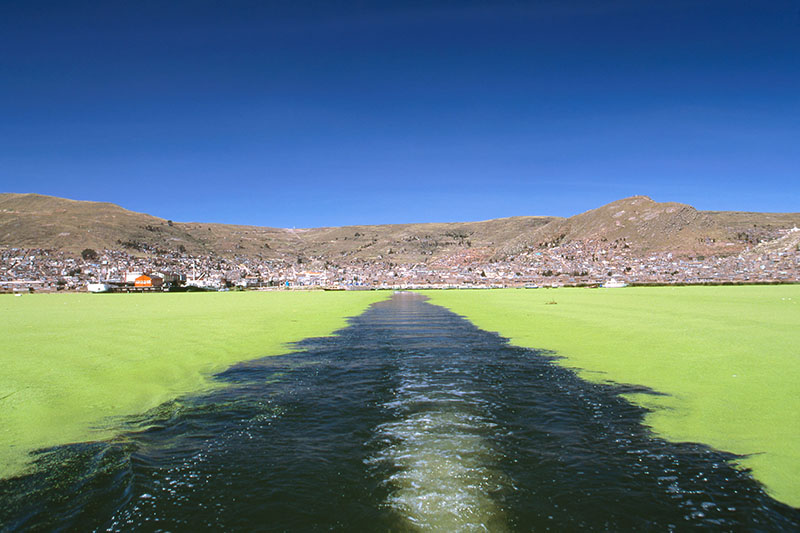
1;193;798;263
0;193;558;263
0;193;287;259
500;196;800;257
293;216;558;264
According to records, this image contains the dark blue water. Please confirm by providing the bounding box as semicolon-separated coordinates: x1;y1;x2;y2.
1;293;798;531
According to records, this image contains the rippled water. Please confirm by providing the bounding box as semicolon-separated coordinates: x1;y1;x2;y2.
1;293;798;531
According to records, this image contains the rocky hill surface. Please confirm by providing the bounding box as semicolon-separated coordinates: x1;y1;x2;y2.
498;195;796;257
1;193;798;262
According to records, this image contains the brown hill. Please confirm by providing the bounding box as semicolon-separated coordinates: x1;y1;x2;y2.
293;216;557;264
1;193;797;262
0;193;343;261
1;193;198;253
501;196;800;257
0;193;557;263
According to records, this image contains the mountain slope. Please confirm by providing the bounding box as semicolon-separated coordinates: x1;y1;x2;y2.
2;193;798;262
0;193;558;262
501;196;800;257
0;193;201;254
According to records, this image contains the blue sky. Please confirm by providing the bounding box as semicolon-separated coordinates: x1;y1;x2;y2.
1;1;798;226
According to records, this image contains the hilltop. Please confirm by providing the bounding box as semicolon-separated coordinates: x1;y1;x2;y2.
1;193;798;263
501;196;799;257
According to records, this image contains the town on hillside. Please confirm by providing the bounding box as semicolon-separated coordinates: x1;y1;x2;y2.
2;227;798;293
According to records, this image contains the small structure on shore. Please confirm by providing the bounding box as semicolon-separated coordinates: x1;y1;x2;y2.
87;282;111;293
134;275;161;288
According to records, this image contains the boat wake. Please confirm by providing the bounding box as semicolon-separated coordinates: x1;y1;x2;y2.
368;362;509;532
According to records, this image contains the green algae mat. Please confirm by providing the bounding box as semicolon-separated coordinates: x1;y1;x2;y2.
0;291;386;480
425;286;800;508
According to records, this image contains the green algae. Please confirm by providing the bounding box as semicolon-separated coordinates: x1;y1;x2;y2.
0;291;386;479
425;286;800;508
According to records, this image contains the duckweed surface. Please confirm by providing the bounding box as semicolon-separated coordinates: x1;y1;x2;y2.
425;285;800;508
0;291;386;479
3;292;796;530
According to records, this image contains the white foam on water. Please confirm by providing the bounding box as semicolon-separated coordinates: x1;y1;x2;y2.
369;366;509;532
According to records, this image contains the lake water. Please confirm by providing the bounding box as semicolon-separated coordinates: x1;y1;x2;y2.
1;293;797;531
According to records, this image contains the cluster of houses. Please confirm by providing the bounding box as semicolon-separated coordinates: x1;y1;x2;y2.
1;235;798;294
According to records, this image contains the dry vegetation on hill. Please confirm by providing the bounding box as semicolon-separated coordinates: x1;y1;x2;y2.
1;193;798;263
499;195;792;257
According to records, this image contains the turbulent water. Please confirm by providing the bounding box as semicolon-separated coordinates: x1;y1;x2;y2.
1;293;798;531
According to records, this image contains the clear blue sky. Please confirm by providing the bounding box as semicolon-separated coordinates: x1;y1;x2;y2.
1;1;798;227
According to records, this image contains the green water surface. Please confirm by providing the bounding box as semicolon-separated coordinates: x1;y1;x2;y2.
0;291;386;479
425;285;800;508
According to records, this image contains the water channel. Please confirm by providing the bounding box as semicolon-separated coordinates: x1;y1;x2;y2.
1;293;798;531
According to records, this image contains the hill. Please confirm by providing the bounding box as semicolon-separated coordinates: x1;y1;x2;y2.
1;193;798;263
0;193;559;263
500;196;800;257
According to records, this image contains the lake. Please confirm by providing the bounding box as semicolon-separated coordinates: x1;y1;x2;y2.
2;292;797;530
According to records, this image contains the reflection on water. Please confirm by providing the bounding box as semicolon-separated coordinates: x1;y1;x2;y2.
1;293;798;531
